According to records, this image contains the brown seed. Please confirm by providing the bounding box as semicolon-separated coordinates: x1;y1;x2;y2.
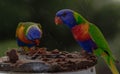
42;58;50;61
51;49;59;54
6;49;19;63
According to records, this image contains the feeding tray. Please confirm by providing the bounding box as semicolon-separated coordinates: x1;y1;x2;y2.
0;48;97;73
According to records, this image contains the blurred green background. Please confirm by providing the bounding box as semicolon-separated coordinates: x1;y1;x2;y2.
0;0;120;74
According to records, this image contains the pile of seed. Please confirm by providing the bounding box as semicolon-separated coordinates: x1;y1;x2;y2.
0;48;97;73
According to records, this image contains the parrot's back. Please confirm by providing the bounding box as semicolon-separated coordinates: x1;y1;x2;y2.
16;22;42;47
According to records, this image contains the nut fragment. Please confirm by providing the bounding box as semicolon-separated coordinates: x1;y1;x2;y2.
6;49;19;63
51;49;60;54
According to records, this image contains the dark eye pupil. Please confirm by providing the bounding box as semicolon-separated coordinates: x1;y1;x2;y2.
62;12;66;17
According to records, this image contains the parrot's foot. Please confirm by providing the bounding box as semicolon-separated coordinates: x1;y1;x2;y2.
80;50;92;58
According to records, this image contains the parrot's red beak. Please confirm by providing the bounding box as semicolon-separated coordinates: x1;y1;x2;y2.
55;16;63;25
34;39;40;46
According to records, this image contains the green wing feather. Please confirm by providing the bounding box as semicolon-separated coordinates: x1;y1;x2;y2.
89;23;108;48
16;22;37;37
74;12;114;57
24;22;42;36
89;23;119;74
24;22;34;34
89;23;115;59
73;11;118;74
16;22;42;36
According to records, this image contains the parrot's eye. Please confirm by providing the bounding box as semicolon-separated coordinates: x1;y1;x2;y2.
62;12;67;17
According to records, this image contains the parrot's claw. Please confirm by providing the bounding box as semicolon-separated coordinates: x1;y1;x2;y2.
80;49;92;58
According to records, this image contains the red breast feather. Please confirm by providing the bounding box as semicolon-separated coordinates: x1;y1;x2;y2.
71;24;91;41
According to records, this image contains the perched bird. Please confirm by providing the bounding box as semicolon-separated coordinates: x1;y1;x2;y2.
16;22;42;53
55;9;119;74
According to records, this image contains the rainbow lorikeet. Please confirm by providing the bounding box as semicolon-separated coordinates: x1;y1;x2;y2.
16;22;42;53
55;9;119;74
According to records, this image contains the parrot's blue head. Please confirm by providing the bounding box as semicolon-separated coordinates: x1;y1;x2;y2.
55;9;77;29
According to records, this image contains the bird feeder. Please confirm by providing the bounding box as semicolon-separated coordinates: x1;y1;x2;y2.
0;48;97;74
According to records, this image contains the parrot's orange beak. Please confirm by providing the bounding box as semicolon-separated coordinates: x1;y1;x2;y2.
34;39;40;46
55;16;63;25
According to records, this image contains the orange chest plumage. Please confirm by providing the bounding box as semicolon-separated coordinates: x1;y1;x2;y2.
71;24;91;41
16;26;33;44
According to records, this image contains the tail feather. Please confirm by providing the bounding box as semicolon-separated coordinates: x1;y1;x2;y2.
102;55;119;74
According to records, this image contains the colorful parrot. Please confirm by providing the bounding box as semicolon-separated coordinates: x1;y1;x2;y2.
55;9;119;74
16;22;42;53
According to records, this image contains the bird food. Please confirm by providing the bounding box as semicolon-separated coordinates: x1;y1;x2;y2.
0;48;97;73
